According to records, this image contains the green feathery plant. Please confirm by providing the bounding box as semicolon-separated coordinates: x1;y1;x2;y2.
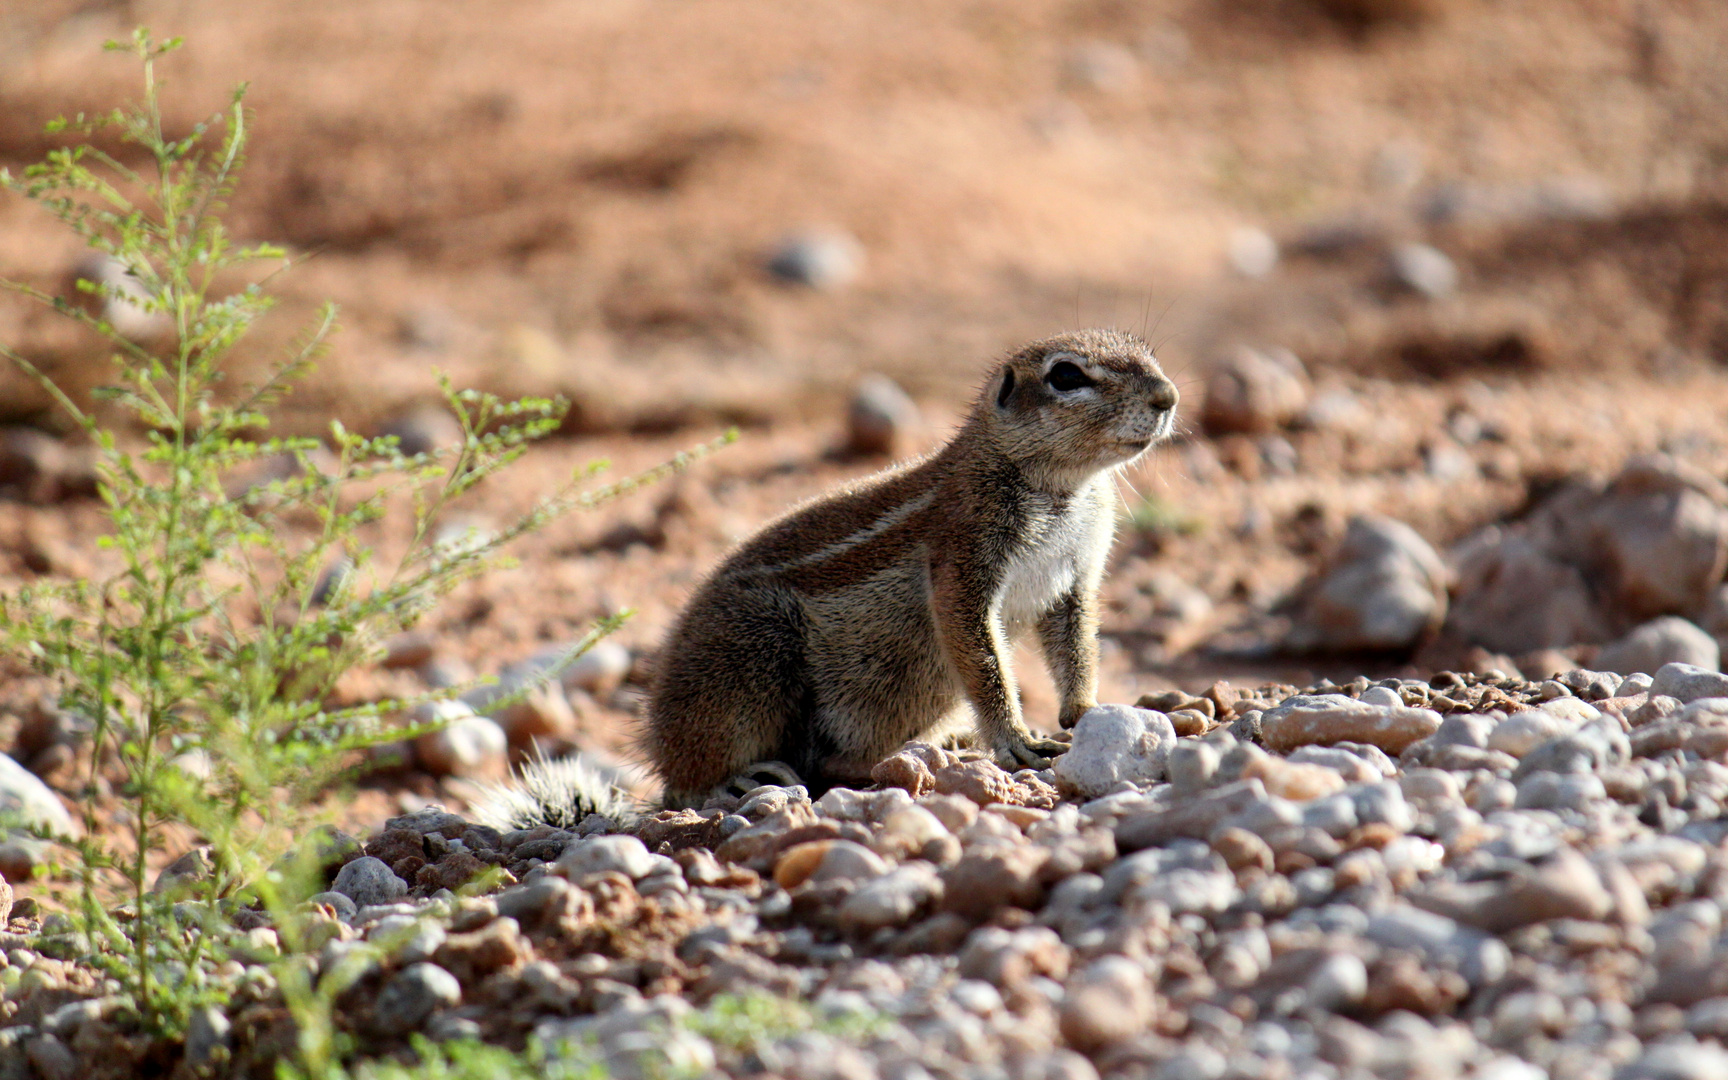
0;29;727;1073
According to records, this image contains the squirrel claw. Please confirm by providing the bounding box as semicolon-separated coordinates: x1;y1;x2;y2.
998;734;1070;771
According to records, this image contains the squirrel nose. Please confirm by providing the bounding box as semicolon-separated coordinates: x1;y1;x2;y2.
1150;379;1179;413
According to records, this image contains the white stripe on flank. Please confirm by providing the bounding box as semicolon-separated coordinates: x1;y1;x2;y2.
742;489;938;576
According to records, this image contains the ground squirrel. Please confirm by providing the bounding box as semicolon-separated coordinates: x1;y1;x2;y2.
644;329;1179;808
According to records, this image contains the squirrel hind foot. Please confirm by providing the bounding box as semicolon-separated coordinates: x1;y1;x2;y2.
658;760;810;812
721;760;806;797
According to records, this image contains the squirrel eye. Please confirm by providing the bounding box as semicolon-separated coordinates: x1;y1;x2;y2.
1044;361;1093;393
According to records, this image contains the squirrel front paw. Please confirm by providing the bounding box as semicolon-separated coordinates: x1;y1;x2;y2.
1058;702;1096;730
994;731;1071;771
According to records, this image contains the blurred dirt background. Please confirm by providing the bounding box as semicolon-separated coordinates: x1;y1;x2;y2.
4;0;1728;795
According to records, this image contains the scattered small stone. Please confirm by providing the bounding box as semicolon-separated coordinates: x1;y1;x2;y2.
1286;515;1448;653
837;863;942;934
332;857;408;907
1202;346;1309;435
1652;662;1728;703
377;406;464;458
1597;617;1720;677
1227;227;1279;279
558;835;656;881
1052;705;1176;797
412;703;510;779
1060;956;1154;1051
773;839;887;889
1390;242;1459;299
845;375;921;458
767;229;864;289
1261;695;1442;755
373;962;463;1035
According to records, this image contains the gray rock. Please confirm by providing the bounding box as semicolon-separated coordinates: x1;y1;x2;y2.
1287;515;1448;653
377;406;463;458
1585;456;1728;621
1202;346;1309;435
1475;1059;1550;1080
1226;227;1279;278
70;253;172;340
1621;671;1656;695
1363;904;1510;987
41;997;116;1038
1412;847;1612;932
1446;530;1608;654
1151;1046;1227;1080
373;962;462;1035
1487;710;1581;758
1302;793;1358;837
1288;744;1387;783
1683;997;1728;1040
557;834;656;881
846;375;921;458
331;857;407;907
1261;695;1441;756
0;751;77;843
1059;956;1153;1052
1559;666;1624;699
1167;740;1220;793
838;864;941;934
1052;705;1176;798
1615;1042;1728;1080
1653;663;1728;703
1597;617;1720;676
412;707;508;778
1512;717;1629;779
1303;951;1369;1012
1357;685;1402;709
24;1035;77;1080
1433;713;1493;748
1019;1051;1101;1080
1350;781;1415;831
801;839;889;885
1114;780;1267;851
1514;771;1608;812
767;230;864;289
151;846;214;897
1133;867;1236;915
384;806;470;836
1390;243;1459;299
184;1005;233;1067
0;428;97;504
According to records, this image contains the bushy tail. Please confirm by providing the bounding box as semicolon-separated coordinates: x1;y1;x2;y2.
469;751;643;832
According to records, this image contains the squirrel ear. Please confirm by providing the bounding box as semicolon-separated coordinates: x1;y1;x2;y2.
996;367;1016;409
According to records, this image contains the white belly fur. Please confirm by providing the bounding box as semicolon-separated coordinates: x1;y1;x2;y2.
995;492;1107;631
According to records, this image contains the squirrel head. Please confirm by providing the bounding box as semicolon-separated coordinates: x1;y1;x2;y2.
981;328;1179;489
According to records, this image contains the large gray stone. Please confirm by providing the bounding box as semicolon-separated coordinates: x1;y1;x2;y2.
1287;516;1448;653
1653;663;1728;703
0;752;76;838
1445;530;1606;654
557;834;656;881
1052;705;1176;798
1597;617;1719;677
373;962;462;1035
331;857;407;907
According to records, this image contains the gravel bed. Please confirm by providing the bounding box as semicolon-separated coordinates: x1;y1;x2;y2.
9;663;1728;1080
